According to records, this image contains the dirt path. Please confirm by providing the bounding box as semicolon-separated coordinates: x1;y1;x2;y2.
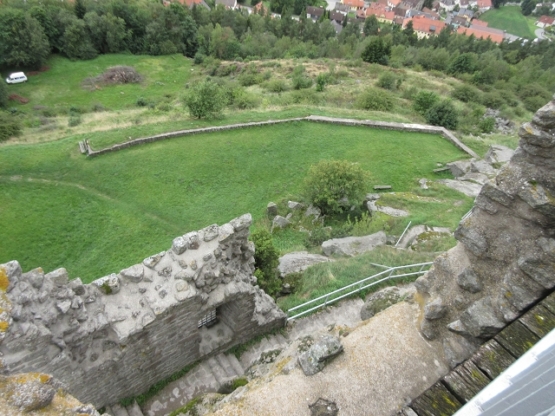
2;175;176;228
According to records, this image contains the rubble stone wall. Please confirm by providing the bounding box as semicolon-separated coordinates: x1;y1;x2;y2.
416;95;555;368
0;214;286;408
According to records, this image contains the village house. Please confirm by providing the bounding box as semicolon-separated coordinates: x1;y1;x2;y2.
178;0;210;10
477;0;492;11
342;0;365;11
334;3;351;14
330;10;346;24
457;24;504;43
215;0;237;9
536;15;555;28
439;0;456;11
403;15;446;37
307;6;325;20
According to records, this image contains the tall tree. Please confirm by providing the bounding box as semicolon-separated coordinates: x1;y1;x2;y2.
361;36;391;65
0;10;50;69
521;0;536;16
363;15;379;36
74;0;87;19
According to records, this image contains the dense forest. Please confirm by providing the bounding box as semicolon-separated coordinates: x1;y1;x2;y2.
0;0;554;113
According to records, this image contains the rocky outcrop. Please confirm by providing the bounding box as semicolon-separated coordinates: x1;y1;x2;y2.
416;96;555;368
278;252;333;277
0;214;286;408
321;232;387;256
298;334;343;376
0;372;100;416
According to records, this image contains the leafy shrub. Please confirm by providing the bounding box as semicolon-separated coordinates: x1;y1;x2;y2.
68;115;82;127
355;88;394;112
303;160;368;216
232;89;260;109
136;97;149;107
283;272;303;293
305;226;332;247
412;90;439;115
92;103;106;112
482;91;504;109
0;113;22;142
425;100;458;130
194;52;205;65
0;82;7;109
184;80;225;119
250;229;281;297
238;71;261;86
265;79;288;93
292;75;313;90
451;84;480;103
523;96;547;113
478;117;495;133
376;72;401;90
316;73;327;92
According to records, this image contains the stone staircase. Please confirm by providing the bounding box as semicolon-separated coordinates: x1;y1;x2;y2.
239;332;289;370
140;353;246;416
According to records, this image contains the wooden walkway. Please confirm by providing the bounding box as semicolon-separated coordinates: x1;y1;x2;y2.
399;291;555;416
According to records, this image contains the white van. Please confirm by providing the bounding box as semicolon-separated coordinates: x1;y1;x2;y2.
6;72;28;84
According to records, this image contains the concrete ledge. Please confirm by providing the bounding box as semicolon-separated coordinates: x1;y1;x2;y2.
84;116;479;159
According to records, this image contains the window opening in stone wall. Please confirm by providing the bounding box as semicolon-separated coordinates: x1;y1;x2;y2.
198;309;217;328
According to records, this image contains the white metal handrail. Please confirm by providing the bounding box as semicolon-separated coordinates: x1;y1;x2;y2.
287;262;433;321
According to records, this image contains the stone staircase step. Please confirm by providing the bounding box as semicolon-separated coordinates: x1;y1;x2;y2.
104;406;114;416
215;353;238;378
126;401;144;416
197;361;221;392
226;353;245;377
110;403;130;416
207;356;230;385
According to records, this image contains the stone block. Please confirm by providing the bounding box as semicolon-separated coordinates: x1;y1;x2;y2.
120;264;144;283
457;268;482;293
460;297;505;338
46;268;68;286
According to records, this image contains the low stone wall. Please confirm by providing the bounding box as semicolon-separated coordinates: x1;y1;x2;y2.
84;116;479;159
0;214;286;408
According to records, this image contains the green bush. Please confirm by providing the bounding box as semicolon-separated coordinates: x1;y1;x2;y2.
250;229;281;297
523;96;547;113
232;89;260;109
0;82;7;108
304;226;332;247
376;72;401;91
0;112;22;142
482;91;504;109
478;117;495;134
451;84;480;103
412;90;439;115
316;73;327;92
184;80;225;119
425;100;458;130
265;79;288;93
303;160;368;216
68;115;82;127
355;88;394;112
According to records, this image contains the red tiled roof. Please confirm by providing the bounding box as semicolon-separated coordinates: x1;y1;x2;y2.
538;15;555;25
181;0;204;6
406;15;446;34
365;3;388;16
457;25;504;43
477;0;492;7
471;18;488;26
343;0;364;8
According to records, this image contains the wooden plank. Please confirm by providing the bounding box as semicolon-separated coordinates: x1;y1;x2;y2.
374;185;392;190
471;339;516;380
495;319;540;358
540;290;555;316
519;304;555;338
433;167;450;173
410;382;462;416
442;360;491;403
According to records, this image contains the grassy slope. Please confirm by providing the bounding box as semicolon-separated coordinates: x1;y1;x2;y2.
480;6;537;39
0;121;468;282
3;54;193;112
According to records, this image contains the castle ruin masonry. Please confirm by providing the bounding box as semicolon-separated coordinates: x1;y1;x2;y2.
0;213;286;408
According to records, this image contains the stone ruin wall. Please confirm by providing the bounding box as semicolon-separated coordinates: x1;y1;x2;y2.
416;95;555;367
0;213;286;408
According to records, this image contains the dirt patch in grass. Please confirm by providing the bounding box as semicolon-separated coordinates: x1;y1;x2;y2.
8;94;29;104
82;66;142;91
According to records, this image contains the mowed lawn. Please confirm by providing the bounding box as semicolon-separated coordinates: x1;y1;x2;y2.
481;6;537;39
0;122;468;282
2;54;193;113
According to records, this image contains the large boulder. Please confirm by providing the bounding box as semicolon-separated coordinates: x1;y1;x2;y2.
360;285;416;320
298;334;343;376
484;144;514;165
321;232;387;257
278;252;333;277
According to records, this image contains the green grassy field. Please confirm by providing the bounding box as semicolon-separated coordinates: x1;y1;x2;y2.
2;54;193;113
480;6;537;39
0;121;469;282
